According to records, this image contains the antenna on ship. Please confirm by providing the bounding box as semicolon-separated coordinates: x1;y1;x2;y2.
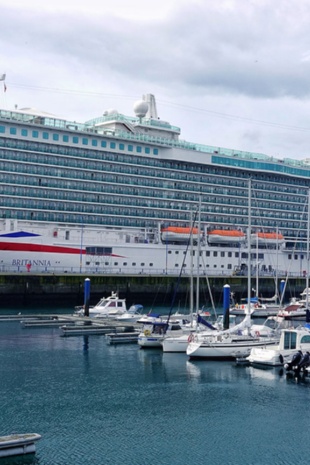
144;94;158;119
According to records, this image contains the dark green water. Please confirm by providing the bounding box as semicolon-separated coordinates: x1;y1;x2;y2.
0;308;309;465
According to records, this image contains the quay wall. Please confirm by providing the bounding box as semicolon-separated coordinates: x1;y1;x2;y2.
0;273;305;308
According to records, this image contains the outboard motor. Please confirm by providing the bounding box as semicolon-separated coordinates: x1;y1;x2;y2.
284;350;303;371
294;351;310;376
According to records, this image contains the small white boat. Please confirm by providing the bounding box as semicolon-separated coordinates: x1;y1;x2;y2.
247;325;310;366
114;304;144;323
75;292;142;319
0;433;41;458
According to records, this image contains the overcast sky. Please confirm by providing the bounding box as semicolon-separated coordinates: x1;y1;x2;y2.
1;0;310;160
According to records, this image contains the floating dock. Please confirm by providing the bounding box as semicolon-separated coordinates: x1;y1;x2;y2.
106;331;140;344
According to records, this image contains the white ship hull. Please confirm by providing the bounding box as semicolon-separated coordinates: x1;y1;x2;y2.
0;219;301;276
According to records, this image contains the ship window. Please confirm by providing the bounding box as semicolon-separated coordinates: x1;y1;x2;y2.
42;132;49;139
86;261;90;265
221;252;225;257
128;145;133;152
175;264;179;267
73;136;79;144
153;149;158;155
213;252;218;257
53;134;59;141
123;262;127;266
301;335;310;343
10;127;16;134
63;135;69;142
206;251;210;257
65;231;70;240
114;262;118;266
21;129;28;136
105;262;109;265
110;142;116;149
294;254;298;260
82;138;88;145
141;263;145;266
168;251;172;254
0;125;5;133
101;141;106;147
136;146;142;153
228;264;232;269
92;140;98;147
132;262;136;266
175;251;179;254
145;147;150;154
235;252;239;258
119;143;125;150
149;263;153;266
228;252;232;257
32;130;39;138
95;262;100;265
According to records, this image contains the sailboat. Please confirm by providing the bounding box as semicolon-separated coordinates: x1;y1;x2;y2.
162;199;216;353
186;179;280;360
138;210;200;349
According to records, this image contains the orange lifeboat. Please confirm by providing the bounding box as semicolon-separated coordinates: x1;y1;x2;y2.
207;229;246;245
251;232;285;246
161;226;201;244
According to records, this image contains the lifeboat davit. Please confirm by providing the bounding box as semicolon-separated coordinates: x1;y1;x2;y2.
207;229;246;245
251;232;285;246
161;227;201;244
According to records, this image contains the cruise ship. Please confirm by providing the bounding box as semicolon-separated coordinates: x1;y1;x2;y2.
0;93;309;277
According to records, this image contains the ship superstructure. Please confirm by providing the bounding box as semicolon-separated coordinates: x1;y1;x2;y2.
0;93;309;276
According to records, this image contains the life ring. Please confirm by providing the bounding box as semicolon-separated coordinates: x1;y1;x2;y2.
144;329;151;336
188;333;194;343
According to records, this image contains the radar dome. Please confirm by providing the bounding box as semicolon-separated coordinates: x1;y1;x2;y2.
133;100;148;118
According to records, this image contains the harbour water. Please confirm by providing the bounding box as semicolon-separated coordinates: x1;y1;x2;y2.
1;306;310;465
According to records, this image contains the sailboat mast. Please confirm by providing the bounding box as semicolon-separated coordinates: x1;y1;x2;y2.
196;196;202;316
247;178;252;316
306;189;310;309
190;210;194;323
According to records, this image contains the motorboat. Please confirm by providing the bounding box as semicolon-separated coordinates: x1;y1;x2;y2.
0;433;41;458
114;304;144;323
75;291;142;318
247;325;310;366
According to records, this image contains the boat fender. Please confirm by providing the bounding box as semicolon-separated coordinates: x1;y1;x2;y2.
279;354;284;364
255;331;260;337
144;329;151;336
188;333;194;343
